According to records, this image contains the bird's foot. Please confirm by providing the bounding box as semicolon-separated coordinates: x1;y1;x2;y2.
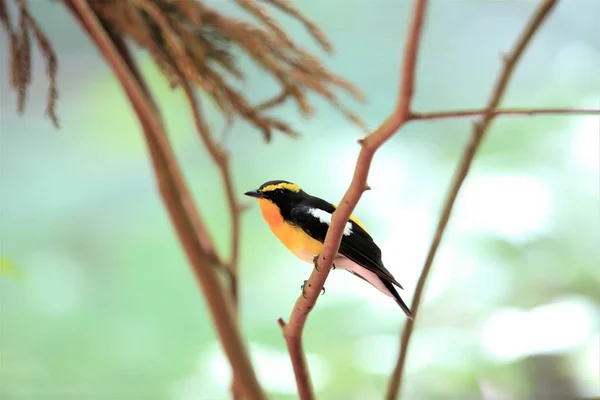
312;255;320;271
313;255;336;271
301;280;308;298
300;280;325;298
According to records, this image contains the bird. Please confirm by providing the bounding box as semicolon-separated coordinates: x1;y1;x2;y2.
244;179;413;319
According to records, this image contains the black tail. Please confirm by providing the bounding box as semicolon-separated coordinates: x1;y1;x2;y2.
381;278;413;319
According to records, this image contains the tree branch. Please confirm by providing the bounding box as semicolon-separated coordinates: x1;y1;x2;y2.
177;78;243;289
63;1;265;399
176;55;246;400
386;1;560;399
277;1;430;399
412;107;600;120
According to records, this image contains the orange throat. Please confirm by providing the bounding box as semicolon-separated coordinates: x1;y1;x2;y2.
258;198;284;228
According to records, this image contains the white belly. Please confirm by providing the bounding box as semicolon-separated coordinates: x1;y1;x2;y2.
303;254;394;298
294;251;394;297
333;256;393;298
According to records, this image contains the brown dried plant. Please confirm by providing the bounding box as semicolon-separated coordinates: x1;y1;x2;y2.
3;0;367;141
1;0;59;127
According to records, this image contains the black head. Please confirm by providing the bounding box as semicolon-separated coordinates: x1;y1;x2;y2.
244;180;307;208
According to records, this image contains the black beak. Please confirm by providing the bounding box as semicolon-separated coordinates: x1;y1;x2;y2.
244;190;261;198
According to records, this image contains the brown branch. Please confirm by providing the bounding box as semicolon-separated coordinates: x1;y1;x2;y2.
386;1;560;399
176;73;245;400
62;1;265;399
177;77;242;279
277;1;430;399
412;107;600;120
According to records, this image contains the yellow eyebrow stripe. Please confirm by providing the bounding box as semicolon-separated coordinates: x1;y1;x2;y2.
261;182;301;193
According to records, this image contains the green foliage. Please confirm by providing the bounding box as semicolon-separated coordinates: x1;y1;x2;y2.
0;256;23;281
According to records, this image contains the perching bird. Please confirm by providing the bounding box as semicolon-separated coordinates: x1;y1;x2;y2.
244;180;412;319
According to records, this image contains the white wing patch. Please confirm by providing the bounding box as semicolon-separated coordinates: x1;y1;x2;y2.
307;208;353;236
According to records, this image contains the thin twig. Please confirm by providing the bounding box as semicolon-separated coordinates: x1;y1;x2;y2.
63;1;265;399
177;77;245;400
412;107;600;120
255;89;293;112
277;1;430;399
386;1;560;399
176;78;242;294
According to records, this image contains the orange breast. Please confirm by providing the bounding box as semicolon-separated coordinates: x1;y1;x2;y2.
258;199;323;262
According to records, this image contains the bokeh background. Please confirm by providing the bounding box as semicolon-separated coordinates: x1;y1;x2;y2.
1;0;599;399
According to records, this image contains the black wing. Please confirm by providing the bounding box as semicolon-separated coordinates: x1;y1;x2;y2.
290;200;403;289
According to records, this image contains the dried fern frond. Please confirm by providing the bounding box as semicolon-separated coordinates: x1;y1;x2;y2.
2;0;365;138
259;0;333;53
25;10;59;127
16;1;31;113
88;0;367;141
1;0;59;127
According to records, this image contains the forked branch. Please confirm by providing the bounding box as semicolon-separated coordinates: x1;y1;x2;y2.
276;0;597;399
176;76;246;399
386;0;560;398
277;1;430;399
63;1;265;399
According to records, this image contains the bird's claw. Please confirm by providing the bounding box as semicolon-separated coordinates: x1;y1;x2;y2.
312;255;320;271
300;279;325;298
313;255;337;271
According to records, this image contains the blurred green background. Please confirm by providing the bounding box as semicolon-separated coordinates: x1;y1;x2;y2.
1;0;599;399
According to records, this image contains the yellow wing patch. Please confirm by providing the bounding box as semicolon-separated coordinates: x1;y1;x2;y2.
261;182;301;193
349;214;368;232
332;202;368;232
